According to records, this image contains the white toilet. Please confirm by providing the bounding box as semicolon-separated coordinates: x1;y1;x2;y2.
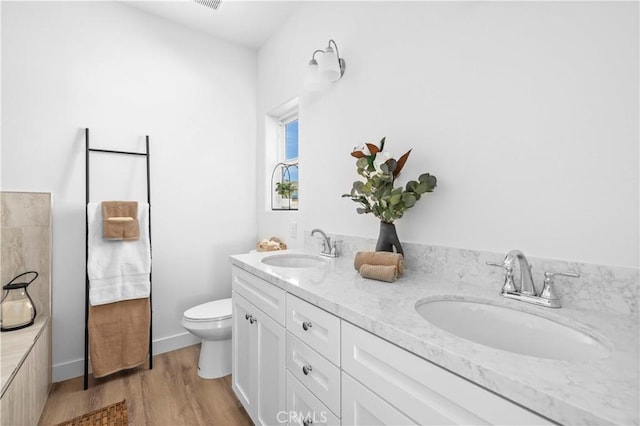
181;298;232;379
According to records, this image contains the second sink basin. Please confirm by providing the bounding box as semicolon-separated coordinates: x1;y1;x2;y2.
415;298;611;361
261;253;327;268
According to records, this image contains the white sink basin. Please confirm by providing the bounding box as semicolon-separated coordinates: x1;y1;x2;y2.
415;298;610;361
261;254;327;268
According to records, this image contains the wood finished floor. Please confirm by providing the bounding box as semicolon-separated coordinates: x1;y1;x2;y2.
38;344;252;426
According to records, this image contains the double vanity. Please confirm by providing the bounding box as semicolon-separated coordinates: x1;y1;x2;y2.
230;246;638;425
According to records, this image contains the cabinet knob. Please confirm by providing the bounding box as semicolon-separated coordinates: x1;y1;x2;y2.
303;418;313;426
302;365;312;375
245;313;250;320
302;321;312;331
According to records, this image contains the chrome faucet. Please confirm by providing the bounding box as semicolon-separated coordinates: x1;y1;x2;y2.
508;250;536;295
310;228;339;258
488;249;579;308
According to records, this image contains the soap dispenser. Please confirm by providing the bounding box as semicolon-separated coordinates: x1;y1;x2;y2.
1;271;38;332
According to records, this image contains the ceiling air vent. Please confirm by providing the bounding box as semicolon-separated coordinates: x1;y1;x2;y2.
193;0;222;11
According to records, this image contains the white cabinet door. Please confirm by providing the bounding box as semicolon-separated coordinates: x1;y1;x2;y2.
342;372;416;426
255;303;286;426
232;292;256;414
233;291;286;426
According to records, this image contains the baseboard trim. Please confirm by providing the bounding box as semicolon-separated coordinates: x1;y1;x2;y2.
52;332;201;382
153;331;200;355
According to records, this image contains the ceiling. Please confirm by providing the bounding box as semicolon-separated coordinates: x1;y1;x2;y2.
122;1;301;49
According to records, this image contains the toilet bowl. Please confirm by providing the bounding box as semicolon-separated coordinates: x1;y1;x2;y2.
181;298;232;379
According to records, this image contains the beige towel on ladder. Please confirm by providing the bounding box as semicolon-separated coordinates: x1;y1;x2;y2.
89;298;150;378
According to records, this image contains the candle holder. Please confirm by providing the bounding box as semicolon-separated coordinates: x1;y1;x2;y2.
1;271;38;332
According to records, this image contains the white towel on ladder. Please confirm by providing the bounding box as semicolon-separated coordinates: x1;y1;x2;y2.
87;202;151;306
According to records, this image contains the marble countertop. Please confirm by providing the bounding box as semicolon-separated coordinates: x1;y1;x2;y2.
1;316;49;397
230;250;639;425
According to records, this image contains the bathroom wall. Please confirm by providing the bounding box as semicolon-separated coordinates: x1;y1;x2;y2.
1;2;257;380
257;2;639;269
1;192;52;321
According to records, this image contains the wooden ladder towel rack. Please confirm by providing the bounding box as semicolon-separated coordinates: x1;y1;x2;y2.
84;127;153;390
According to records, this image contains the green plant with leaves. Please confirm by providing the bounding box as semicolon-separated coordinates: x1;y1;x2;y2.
275;181;297;199
342;137;437;223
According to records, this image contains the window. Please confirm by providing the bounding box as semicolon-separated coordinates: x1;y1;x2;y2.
268;99;299;211
285;119;298;163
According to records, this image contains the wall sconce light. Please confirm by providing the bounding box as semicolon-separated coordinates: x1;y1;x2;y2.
304;39;346;91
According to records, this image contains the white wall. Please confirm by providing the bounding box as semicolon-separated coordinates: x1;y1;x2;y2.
1;2;257;380
258;1;639;268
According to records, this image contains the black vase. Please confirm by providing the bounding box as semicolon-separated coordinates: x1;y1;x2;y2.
375;221;404;256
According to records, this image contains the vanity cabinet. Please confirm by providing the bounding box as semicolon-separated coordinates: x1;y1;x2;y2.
232;261;555;426
341;321;553;425
232;267;286;426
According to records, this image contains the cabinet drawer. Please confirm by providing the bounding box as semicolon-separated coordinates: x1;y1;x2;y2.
342;321;553;426
286;372;340;426
286;333;341;417
232;266;285;326
286;294;340;365
342;372;415;426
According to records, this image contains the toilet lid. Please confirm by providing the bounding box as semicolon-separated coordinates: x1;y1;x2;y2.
184;298;232;321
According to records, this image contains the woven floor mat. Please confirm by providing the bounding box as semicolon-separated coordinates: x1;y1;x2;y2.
55;399;128;426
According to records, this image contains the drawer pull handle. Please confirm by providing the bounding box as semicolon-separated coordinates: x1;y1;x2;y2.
245;314;256;324
302;365;312;375
302;321;312;331
303;418;313;426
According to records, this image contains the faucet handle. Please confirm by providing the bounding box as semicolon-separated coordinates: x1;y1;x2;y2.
544;271;580;280
539;271;580;307
486;261;517;293
330;240;342;257
486;252;517;269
